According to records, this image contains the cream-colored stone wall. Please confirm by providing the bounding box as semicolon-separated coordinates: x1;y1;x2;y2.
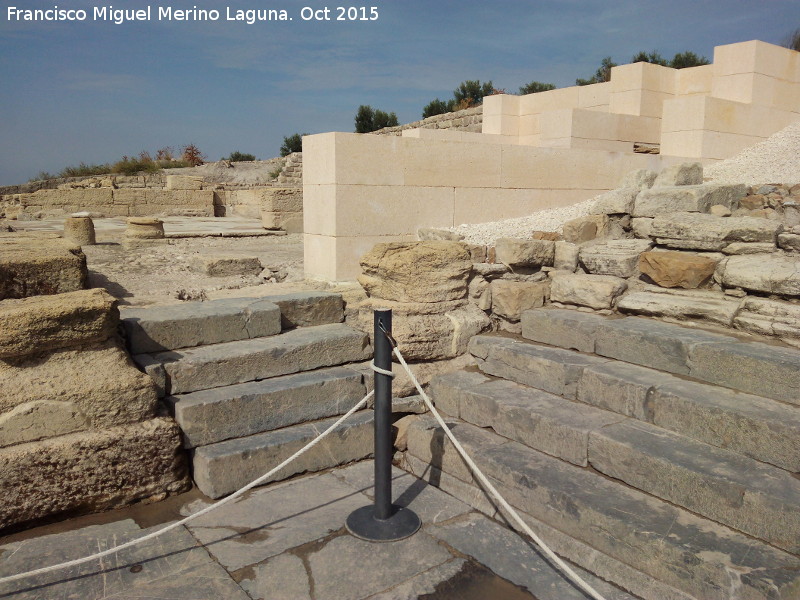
303;132;677;280
483;40;800;161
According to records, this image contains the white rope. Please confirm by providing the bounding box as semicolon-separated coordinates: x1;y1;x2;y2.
369;360;395;378
391;345;608;600
0;390;373;586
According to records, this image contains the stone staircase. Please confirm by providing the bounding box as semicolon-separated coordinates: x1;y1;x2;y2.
120;292;374;499
276;152;303;186
403;307;800;600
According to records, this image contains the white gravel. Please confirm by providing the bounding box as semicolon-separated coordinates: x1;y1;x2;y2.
705;120;800;185
446;119;800;246
448;199;595;246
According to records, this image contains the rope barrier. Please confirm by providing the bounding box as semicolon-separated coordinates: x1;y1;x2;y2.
0;390;373;586
390;342;608;600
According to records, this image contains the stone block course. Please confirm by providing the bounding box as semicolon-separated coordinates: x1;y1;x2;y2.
520;307;605;353
578;239;652;277
494;238;554;268
593;316;736;375
154;322;371;395
588;419;800;554
689;339;800;405
489;279;549;320
262;291;344;329
0;288;117;358
650;212;781;251
167;367;366;448
192;410;373;498
715;254;800;296
638;250;718;288
616;291;741;326
432;370;624;466
469;335;609;398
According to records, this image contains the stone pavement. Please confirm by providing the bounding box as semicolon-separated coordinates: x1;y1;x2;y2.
0;461;638;600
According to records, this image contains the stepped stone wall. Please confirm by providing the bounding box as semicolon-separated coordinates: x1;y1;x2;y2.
0;241;188;531
372;106;483;136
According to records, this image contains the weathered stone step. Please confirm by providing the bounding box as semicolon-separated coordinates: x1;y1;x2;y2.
521;308;800;405
470;332;800;471
150;323;371;395
165;366;367;449
193;410;373;498
468;335;610;399
430;370;625;467
121;297;281;354
589;419;800;554
121;291;345;354
579;361;800;472
430;369;800;552
404;415;800;600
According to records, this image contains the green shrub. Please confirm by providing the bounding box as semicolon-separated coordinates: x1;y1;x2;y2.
669;51;710;69
631;51;668;66
785;28;800;51
518;81;556;95
226;151;257;162
354;106;398;133
280;133;307;156
453;80;494;107
422;98;454;119
58;162;111;178
29;171;56;182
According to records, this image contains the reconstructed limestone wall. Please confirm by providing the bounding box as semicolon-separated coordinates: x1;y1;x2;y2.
0;243;189;530
483;40;800;160
303;131;682;280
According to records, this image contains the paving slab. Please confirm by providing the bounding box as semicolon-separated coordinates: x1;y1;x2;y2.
431;513;639;600
0;519;249;600
0;459;646;600
121;297;281;354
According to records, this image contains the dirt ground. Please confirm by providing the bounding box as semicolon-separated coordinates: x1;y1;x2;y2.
4;216;363;307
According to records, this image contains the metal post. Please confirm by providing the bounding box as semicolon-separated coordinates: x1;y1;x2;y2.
346;309;421;542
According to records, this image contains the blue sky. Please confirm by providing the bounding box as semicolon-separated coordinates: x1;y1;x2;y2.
1;0;797;185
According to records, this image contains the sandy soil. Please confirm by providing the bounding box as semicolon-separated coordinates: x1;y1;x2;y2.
83;234;306;307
